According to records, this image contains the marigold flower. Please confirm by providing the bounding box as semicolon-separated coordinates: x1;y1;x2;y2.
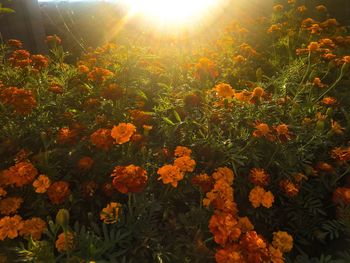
130;110;152;126
0;87;37;115
111;165;148;194
157;164;184;187
174;156;196;173
234;90;252;103
203;179;236;213
194;57;219;80
100;83;123;100
78;64;90;73
280;179;299;197
111;123;136;145
215;244;243;263
214;83;235;99
31;54;49;70
57;127;78;144
308;42;320;52
191;173;214;193
8;50;31;67
238;216;254;233
46;34;62;45
269;246;284;263
316;5;327;12
331;120;345;135
212;167;234;185
87;67;113;83
331;147;350;162
313;77;327;88
274;124;293;142
272;231;293;253
100;202;122;224
240;231;269;261
268;24;282;34
0;197;23;215
174;146;192;157
55;232;75;253
253;123;275;141
7;39;23;49
333;187;350;205
0;187;7;198
297;5;307;13
19;217;47;240
2;161;38;187
47;181;71;205
315;162;333;173
90;128;114;151
48;83;64;94
33;174;51;193
249;186;274;208
252;87;264;98
322;96;337;105
261;191;274;208
343;56;350;64
273;4;284;12
209;212;241;245
77;156;94;171
0;215;23;241
249;168;269;186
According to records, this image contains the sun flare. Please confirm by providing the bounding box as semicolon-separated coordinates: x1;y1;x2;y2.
123;0;218;25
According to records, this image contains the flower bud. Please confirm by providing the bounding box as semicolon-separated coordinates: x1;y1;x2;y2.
56;209;70;231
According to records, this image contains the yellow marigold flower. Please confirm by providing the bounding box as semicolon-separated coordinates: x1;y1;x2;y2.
272;231;293;253
19;217;47;240
157;164;184;187
174;146;192;157
214;83;235;99
174;156;196;173
261;191;274;208
0;215;23;240
249;186;265;208
100;202;122;224
0;197;23;215
33;174;51;193
111;123;136;144
55;232;75;253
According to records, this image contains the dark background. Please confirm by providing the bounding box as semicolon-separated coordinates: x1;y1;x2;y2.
0;0;349;56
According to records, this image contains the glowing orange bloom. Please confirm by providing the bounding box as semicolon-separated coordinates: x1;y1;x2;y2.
46;35;62;45
269;246;284;263
8;50;31;67
111;123;136;144
174;146;192;157
48;83;64;94
249;168;269;186
78;64;89;73
262;191;274;208
313;77;327;88
87;67;113;83
194;57;219;80
272;231;293;253
233;55;246;63
249;186;274;208
333;187;350;205
111;165;148;194
130;110;152;126
322;96;337;105
234;90;252;103
252;87;264;98
100;202;122;224
215;244;243;263
191;173;214;193
212;167;234;185
280;179;299;197
78;156;94;170
57;127;78;144
2;161;38;187
33;174;51;193
0;187;7;198
214;83;235;99
47;181;71;205
308;42;320;52
274;124;293;142
343;56;350;64
174;156;196;172
238;216;254;233
268;24;282;33
316;5;327;12
31;54;49;70
0;87;37;115
0;197;23;215
331;147;350;162
157;164;184;187
253;123;275;141
90;128;114;151
19;217;47;240
100;83;123;100
331;120;345;135
209;212;241;245
0;215;23;241
240;231;269;262
7;39;23;49
55;232;75;253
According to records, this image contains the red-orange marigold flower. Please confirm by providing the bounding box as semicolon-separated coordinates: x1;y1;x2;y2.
19;217;47;240
249;168;269;186
7;39;23;49
78;156;94;170
0;197;23;215
90;128;114;151
280;179;299;197
209;212;241;245
157;164;184;187
253;123;275;141
33;174;51;193
0;87;37;115
215;244;244;263
174;156;196;172
47;181;71;205
111;165;148;194
333;187;350;205
111;123;136;144
331;147;350;162
100;202;122;224
0;215;23;241
55;232;75;253
31;54;49;70
2;161;38;187
191;173;214;193
174;146;192;157
100;83;123;100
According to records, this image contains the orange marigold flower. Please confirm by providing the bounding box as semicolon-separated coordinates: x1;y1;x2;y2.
249;168;269;186
130;110;152;126
272;231;293;253
280;179;299;197
0;87;37;115
100;83;123;100
48;83;64;94
174;156;196;172
252;87;264;98
331;120;345;135
273;4;284;11
7;39;23;49
215;244;244;263
111;165;148;194
31;54;49;70
100;202;122;224
33;174;51;193
261;191;274;208
297;5;307;13
157;164;184;187
313;77;327;88
274;124;293;142
269;246;284;263
47;181;71;205
19;217;46;240
2;161;38;187
87;67;113;83
191;173;214;193
0;187;7;198
8;50;31;67
212;167;234;185
331;146;350;162
55;232;75;253
253;123;275;141
308;42;320;52
194;57;219;80
333;187;350;205
90;128;114;151
316;5;327;12
234;90;252;103
0;215;23;241
315;162;333;173
240;231;269;261
174;146;192;157
214;83;235;99
238;216;254;233
0;197;23;215
209;212;241;245
46;35;62;45
57;127;78;145
268;24;282;34
111;123;136;145
77;156;94;171
343;56;350;64
203;179;236;213
249;186;274;208
78;64;89;73
322;96;337;105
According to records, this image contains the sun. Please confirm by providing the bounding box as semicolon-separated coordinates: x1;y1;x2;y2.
123;0;218;26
